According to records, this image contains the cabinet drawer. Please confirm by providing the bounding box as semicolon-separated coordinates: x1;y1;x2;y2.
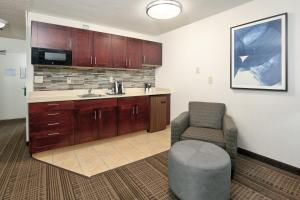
29;101;74;113
30;134;74;153
75;98;117;110
30;111;74;123
30;127;73;138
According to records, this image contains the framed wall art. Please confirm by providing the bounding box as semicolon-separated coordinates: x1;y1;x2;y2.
230;13;288;91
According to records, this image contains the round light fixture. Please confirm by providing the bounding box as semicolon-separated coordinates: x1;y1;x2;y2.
146;0;182;20
0;18;7;29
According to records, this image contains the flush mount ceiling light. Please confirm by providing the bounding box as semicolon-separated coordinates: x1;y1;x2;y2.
146;0;182;20
0;18;7;29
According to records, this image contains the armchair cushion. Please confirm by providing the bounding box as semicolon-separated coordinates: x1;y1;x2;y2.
189;102;225;129
223;115;238;159
171;111;189;145
180;127;226;148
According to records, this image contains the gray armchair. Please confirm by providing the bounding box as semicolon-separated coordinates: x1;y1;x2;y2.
171;102;238;170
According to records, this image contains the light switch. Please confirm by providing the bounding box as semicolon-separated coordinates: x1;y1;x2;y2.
208;76;213;84
34;76;43;84
109;77;114;83
196;67;200;74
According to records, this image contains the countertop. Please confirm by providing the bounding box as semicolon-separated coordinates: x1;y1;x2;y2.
28;88;171;103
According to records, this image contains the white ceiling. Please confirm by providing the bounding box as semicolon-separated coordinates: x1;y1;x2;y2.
0;0;252;40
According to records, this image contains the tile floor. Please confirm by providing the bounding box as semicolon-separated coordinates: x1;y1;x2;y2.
33;127;171;177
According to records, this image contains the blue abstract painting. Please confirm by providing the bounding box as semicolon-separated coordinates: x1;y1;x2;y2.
231;14;287;91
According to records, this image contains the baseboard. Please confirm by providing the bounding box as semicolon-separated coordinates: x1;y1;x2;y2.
238;148;300;176
0;118;26;123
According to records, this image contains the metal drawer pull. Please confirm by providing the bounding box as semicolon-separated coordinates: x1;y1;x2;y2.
99;110;102;119
48;103;59;106
136;106;139;114
132;107;135;115
48;122;60;126
47;113;60;116
48;132;60;136
94;110;97;120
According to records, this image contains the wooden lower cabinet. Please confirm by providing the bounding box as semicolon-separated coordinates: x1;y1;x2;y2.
29;95;170;153
75;99;117;144
149;95;167;133
118;96;149;135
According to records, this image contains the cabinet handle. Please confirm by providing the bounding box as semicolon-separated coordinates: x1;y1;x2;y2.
48;103;59;106
132;107;135;115
125;59;128;67
47;113;60;116
136;105;139;114
94;110;97;120
143;56;146;63
90;56;93;65
48;122;60;126
129;59;131;67
69;39;72;49
94;57;97;65
48;132;60;136
99;110;102;119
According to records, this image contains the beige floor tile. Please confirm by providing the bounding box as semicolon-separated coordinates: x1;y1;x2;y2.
33;128;171;177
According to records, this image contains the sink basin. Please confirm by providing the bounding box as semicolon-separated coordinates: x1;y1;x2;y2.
78;94;104;98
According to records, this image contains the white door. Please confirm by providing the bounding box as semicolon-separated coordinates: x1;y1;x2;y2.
0;39;27;120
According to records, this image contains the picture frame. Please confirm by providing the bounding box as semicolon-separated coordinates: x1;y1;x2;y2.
230;13;288;91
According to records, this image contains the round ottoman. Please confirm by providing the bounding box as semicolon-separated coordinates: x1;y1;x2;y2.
168;140;231;200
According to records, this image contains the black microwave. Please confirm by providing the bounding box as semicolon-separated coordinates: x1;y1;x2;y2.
31;47;72;66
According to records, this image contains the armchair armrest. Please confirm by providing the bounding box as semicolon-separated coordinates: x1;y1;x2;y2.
223;115;238;159
171;111;189;145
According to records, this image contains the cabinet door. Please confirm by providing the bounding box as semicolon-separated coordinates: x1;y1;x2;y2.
93;32;112;67
149;96;167;132
118;104;135;135
134;97;149;132
111;35;127;68
31;21;72;50
76;109;98;144
142;41;162;66
98;107;117;139
72;29;93;67
126;38;142;69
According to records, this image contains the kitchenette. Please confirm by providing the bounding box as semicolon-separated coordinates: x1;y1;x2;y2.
27;21;170;154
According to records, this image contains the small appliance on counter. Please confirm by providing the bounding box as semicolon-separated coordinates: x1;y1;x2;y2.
107;81;125;95
144;83;152;93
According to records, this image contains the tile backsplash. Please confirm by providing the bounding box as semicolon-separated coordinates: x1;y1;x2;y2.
33;66;155;91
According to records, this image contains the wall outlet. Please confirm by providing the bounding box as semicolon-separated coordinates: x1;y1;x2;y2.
109;77;114;83
196;67;200;74
34;76;43;84
67;77;72;84
208;76;213;84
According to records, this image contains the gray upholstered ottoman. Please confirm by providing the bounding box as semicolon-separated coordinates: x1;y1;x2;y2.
168;140;231;200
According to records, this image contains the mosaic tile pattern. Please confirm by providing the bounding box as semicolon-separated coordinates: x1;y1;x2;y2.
34;65;155;91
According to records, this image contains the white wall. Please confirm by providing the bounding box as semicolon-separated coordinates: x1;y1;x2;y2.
0;37;27;120
157;0;300;168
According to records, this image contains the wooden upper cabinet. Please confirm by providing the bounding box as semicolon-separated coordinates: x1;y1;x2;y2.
142;41;162;66
93;32;112;67
71;29;93;67
31;21;72;50
111;35;127;68
126;38;142;69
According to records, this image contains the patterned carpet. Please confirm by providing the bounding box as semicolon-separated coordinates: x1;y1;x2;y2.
0;120;300;200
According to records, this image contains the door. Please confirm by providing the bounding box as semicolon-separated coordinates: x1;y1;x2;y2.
93;32;112;67
142;41;162;66
127;38;142;69
111;35;127;68
31;21;72;50
76;108;98;144
72;29;93;67
134;97;149;132
98;107;117;138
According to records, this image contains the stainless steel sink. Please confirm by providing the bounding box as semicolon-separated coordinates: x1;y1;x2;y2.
78;94;104;98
